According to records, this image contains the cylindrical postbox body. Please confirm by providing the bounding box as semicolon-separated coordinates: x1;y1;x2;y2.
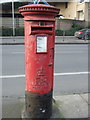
19;4;60;118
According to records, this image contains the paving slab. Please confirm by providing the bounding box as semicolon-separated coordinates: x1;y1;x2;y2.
2;97;22;118
54;94;88;118
80;93;88;103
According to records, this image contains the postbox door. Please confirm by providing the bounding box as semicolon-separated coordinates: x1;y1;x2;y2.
25;33;55;94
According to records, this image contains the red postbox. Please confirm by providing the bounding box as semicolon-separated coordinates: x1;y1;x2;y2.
19;3;59;118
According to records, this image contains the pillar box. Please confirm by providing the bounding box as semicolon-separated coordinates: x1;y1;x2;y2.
19;4;60;119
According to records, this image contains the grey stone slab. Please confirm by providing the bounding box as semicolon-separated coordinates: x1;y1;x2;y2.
88;93;90;105
2;98;22;118
89;104;90;118
80;93;88;103
54;94;88;118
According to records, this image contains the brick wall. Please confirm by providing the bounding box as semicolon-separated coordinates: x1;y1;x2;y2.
1;17;24;28
0;17;88;30
56;19;86;30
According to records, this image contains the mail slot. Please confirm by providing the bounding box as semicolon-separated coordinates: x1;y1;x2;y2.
30;25;53;35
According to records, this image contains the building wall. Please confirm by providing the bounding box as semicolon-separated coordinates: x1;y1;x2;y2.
76;2;85;20
85;2;90;26
55;0;90;24
55;1;77;19
88;3;90;26
76;2;90;26
2;1;89;21
63;2;77;19
55;1;90;26
56;19;85;30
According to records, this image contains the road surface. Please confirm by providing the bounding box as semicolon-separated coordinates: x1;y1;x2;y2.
2;44;88;97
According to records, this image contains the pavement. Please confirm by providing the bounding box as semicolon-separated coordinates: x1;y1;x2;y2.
0;36;90;44
2;93;89;119
53;93;89;118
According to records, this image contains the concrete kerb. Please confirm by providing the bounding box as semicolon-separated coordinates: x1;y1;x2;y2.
0;36;89;45
55;36;89;44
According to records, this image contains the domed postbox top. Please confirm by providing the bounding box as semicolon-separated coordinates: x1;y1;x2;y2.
19;4;60;19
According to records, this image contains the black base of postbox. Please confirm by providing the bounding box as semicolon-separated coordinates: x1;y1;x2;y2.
25;90;53;119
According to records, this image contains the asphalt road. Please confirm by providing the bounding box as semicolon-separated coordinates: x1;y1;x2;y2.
2;44;88;97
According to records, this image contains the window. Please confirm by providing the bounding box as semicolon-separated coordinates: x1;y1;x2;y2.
77;10;84;20
65;2;68;8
